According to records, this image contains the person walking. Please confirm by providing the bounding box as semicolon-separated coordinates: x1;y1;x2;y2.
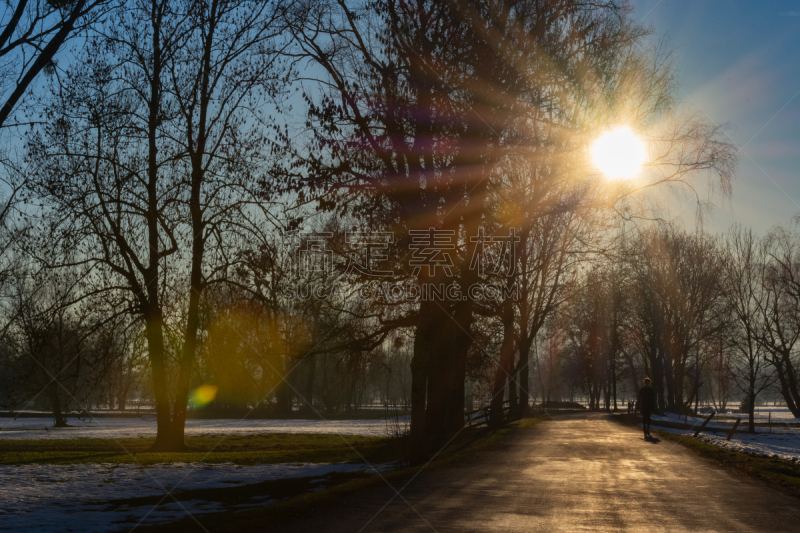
637;378;656;438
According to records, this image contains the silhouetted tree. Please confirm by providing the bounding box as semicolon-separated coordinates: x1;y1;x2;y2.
720;226;775;431
290;0;736;461
26;0;292;450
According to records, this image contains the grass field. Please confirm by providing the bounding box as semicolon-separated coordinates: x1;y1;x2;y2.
0;433;404;466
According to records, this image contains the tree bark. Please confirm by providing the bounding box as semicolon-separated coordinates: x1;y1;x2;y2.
422;302;470;448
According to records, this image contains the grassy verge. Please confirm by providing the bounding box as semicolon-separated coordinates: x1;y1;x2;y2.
611;413;800;499
132;417;543;533
0;433;404;466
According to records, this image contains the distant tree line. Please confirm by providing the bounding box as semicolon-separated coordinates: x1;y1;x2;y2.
544;223;800;434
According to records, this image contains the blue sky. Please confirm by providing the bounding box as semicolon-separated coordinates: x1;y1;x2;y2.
633;0;800;234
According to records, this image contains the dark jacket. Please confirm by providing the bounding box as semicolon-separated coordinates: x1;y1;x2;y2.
637;386;656;413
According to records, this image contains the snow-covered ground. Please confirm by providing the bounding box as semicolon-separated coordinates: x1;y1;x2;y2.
648;424;800;461
0;416;406;531
695;431;800;461
751;407;798;421
0;416;409;440
642;411;800;461
705;407;799;422
0;461;391;532
650;411;800;434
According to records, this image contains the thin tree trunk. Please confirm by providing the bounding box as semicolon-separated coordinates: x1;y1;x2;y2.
303;355;316;414
774;356;800;417
410;302;432;464
490;298;515;427
49;384;68;428
517;336;533;417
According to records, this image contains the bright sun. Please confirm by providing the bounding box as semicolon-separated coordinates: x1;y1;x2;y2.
591;126;646;180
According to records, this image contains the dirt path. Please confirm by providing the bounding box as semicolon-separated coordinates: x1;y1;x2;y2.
266;412;800;532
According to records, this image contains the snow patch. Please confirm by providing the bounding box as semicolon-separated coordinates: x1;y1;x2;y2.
645;424;800;461
0;461;392;532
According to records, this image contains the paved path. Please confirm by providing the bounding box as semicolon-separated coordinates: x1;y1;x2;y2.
268;412;800;532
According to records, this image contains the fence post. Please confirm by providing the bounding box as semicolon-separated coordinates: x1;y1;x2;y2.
693;411;716;438
726;418;741;441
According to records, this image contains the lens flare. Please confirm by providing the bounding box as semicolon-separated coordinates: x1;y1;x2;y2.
189;384;218;408
591;126;647;180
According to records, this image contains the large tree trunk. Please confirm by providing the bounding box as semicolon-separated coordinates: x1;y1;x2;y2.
423;301;471;449
146;306;185;451
410;239;477;460
170;261;203;451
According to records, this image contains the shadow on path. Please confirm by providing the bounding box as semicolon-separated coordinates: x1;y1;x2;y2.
266;412;800;532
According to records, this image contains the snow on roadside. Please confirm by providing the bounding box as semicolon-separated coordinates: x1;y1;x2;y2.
651;412;733;430
0;416;408;440
650;412;799;434
694;432;800;461
0;461;392;532
644;424;800;461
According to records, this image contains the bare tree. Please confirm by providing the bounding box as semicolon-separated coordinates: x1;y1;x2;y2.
0;266;121;425
720;226;775;431
287;0;737;462
756;227;800;417
624;226;726;413
26;0;291;450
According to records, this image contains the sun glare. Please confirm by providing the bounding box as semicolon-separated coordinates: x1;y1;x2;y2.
591;126;647;180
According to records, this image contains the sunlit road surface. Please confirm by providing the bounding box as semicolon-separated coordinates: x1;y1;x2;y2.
268;412;800;532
